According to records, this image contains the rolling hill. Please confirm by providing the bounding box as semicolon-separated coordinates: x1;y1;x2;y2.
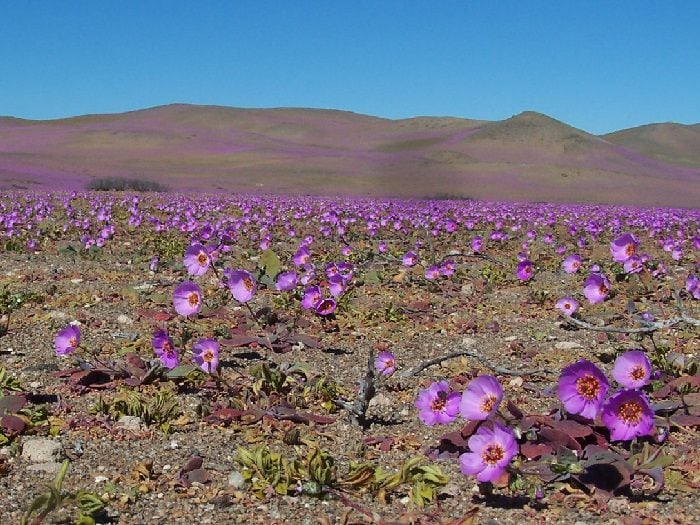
0;104;698;207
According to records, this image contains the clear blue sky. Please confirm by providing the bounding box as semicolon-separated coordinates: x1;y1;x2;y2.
1;1;698;134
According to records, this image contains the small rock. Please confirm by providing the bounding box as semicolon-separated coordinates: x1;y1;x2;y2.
70;278;84;284
117;314;133;325
228;470;246;489
28;381;41;389
509;377;524;388
116;415;143;431
555;341;583;350
48;311;68;320
461;337;476;347
95;475;109;483
22;438;64;463
26;462;64;474
460;283;474;296
504;335;517;342
368;392;392;408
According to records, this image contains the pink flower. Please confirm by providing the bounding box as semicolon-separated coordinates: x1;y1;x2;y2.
610;233;638;263
562;254;582;273
415;381;461;426
55;325;81;356
583;273;610;305
557;360;609;420
224;269;256;303
173;281;203;317
192;338;219;374
459;375;503;421
601;389;654;441
375;351;396;377
612;350;651;389
183;243;211;276
516;260;534;281
555;296;579;316
459;422;518;482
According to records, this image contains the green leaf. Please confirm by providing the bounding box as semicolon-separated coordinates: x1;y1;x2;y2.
260;249;282;279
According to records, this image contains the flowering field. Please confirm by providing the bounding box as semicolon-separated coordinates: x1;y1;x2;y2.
0;191;698;524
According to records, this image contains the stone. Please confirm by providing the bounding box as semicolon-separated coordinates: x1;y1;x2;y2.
555;341;583;350
22;438;64;463
368;392;392;408
116;415;143;431
26;462;64;474
461;337;477;347
228;470;246;489
117;314;133;325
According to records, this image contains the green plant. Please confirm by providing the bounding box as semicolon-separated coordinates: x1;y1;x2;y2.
20;460;105;525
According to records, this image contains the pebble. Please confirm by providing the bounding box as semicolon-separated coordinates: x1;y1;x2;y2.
117;314;133;325
29;381;41;389
116;415;143;431
21;438;64;463
368;392;392;408
461;337;477;347
26;462;64;474
555;341;583;350
228;470;246;489
70;278;84;284
504;335;517;342
95;475;109;483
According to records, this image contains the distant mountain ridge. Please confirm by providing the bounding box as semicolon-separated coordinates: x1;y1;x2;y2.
0;104;698;207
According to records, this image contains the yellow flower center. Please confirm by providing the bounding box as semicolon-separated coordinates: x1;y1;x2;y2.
243;277;254;292
617;401;643;424
431;391;448;412
188;292;200;307
576;374;601;400
626;244;636;257
197;252;208;265
630;366;646;381
480;394;498;414
481;444;505;465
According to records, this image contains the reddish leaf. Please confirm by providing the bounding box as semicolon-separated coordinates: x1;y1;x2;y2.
220;334;259;347
506;400;524;419
669;414;700;427
0;394;27;414
378;437;395;452
652;374;700;399
136;309;174;322
520;442;553;459
1;414;26;435
540;427;582;451
288;334;323;349
203;408;245;425
550;419;593;439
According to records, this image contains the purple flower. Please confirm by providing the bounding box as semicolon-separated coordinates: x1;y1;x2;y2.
424;265;440;280
292;246;310;266
610;233;638;263
555;296;579;316
328;275;345;297
173;281;202;317
183;244;211;277
275;270;298;292
601;389;654;441
459;375;503;421
557;360;609;420
192;338;219;374
149;256;159;272
375;351;396;377
55;325;81;356
440;260;455;276
583;273;610;305
459;422;518;482
415;381;461;426
686;274;700;299
516;260;534;281
562;254;582;274
402;250;419;267
471;236;483;253
301;285;322;310
152;329;179;369
623;256;643;274
612;350;651;389
378;241;387;253
315;297;337;316
224;269;256;303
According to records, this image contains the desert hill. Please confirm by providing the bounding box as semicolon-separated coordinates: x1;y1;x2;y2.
0;104;698;207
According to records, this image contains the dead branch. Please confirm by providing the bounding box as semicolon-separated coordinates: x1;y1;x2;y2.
398;348;544;378
334;348;376;427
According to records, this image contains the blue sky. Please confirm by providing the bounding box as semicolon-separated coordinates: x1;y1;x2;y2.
1;1;698;134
